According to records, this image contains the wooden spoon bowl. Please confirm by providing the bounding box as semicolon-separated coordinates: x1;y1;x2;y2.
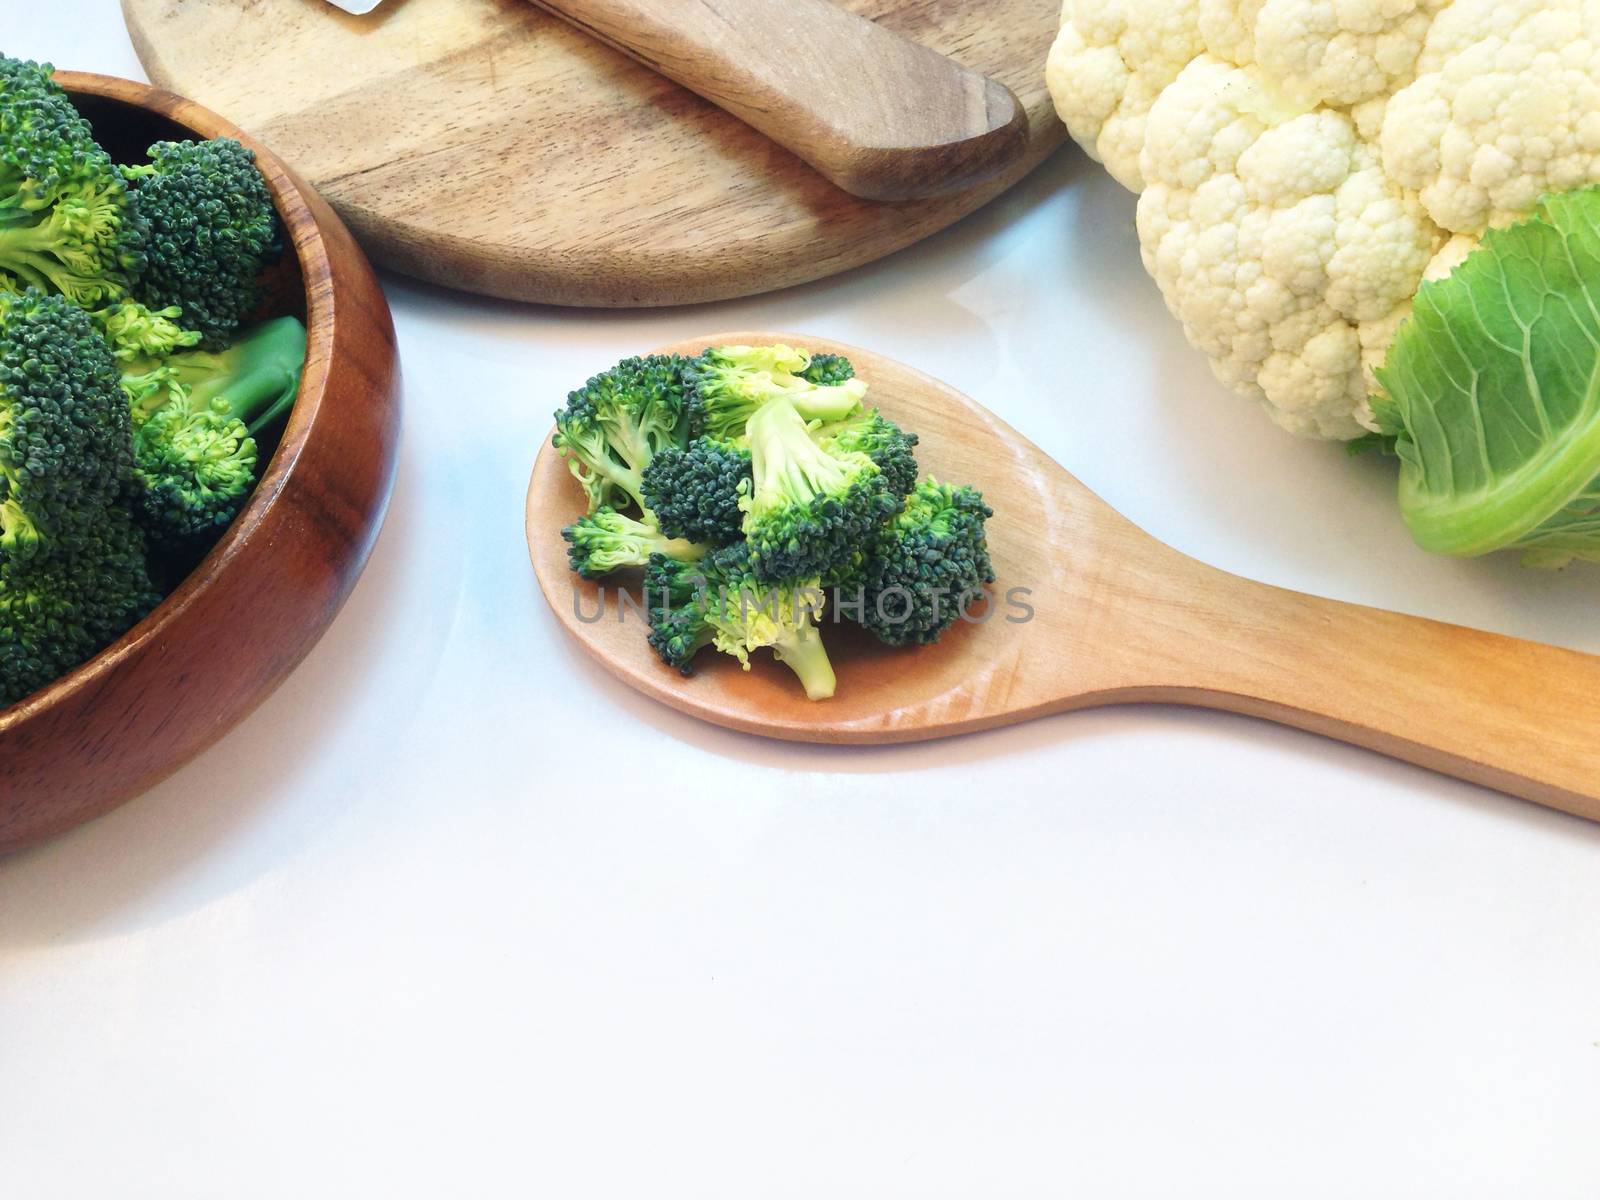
529;333;1600;823
0;74;401;853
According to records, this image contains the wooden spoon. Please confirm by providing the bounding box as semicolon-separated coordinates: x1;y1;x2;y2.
524;0;1029;202
527;333;1600;822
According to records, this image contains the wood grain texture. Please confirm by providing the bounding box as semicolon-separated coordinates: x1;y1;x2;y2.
528;0;1028;201
528;333;1600;823
0;73;402;854
120;0;1065;306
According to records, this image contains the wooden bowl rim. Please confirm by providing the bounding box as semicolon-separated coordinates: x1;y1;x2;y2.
0;71;335;732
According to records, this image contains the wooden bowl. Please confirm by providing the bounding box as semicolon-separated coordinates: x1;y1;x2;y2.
0;73;401;853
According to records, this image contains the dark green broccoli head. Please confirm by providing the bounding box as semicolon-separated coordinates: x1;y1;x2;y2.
741;397;899;583
0;508;157;706
120;315;306;550
814;410;919;498
684;344;866;440
0;57;147;306
0;288;137;556
644;550;720;672
563;507;705;579
645;542;835;699
553;354;692;513
640;436;751;545
845;479;995;646
0;288;157;707
800;353;855;386
130;400;257;547
123;137;280;346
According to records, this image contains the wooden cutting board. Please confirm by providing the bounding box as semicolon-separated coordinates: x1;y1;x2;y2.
121;0;1066;307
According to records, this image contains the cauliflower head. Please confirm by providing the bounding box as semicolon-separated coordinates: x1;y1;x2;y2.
1048;0;1600;439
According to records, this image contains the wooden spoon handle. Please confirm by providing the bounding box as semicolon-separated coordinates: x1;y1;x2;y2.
524;0;1028;201
1115;561;1600;819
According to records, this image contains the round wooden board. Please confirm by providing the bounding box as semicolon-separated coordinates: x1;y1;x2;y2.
121;0;1066;307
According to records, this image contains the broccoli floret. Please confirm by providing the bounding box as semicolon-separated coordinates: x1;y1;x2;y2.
553;355;692;513
119;315;306;549
839;479;995;646
562;507;706;579
641;547;719;670
0;511;155;704
800;353;855;386
645;543;836;700
0;289;138;552
122;138;280;346
0;57;146;307
94;299;202;361
813;409;919;497
0;288;157;705
640;436;752;545
684;344;867;440
740;396;899;583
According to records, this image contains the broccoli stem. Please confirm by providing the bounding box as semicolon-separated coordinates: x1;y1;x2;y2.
659;536;709;562
603;465;648;512
0;219;62;251
129;315;306;433
0;227;82;293
561;444;644;512
783;379;866;424
747;397;856;505
202;316;307;434
772;624;836;701
608;420;655;477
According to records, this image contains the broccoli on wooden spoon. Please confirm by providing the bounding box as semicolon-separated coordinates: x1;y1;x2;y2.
552;355;692;514
740;395;900;584
685;344;866;440
645;543;836;701
641;436;752;547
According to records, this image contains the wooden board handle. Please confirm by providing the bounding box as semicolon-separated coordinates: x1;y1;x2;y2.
524;0;1029;201
1114;556;1600;819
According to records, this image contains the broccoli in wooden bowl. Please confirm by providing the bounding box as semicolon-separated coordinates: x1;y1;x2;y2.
0;61;400;851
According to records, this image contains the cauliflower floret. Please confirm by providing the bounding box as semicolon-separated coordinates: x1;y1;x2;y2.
1383;0;1600;233
1047;0;1205;189
1045;0;1599;439
1134;61;1436;437
1196;0;1268;68
1206;0;1449;109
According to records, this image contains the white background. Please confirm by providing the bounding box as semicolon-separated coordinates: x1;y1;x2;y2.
4;5;1599;1196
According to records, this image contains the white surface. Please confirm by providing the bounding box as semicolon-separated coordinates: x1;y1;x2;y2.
3;8;1599;1196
